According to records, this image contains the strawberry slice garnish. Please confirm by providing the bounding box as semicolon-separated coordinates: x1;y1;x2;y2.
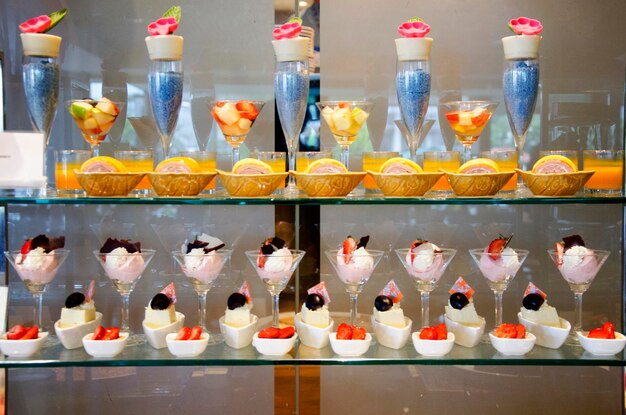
554;242;564;266
18;239;32;264
175;326;192;341
342;237;357;264
435;323;448;340
236;100;259;120
20;326;39;340
336;323;353;340
278;326;295;339
515;324;526;339
409;239;426;262
419;327;438;340
258;327;280;339
189;326;203;341
487;234;513;260
602;322;616;339
92;326;106;341
587;328;608;339
351;326;367;340
6;324;27;340
102;327;120;340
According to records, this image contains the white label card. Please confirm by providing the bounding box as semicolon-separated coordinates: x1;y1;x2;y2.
0;132;45;187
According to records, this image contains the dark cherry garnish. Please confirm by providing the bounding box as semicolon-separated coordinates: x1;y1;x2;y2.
305;293;324;311
65;292;86;308
374;295;393;312
150;293;171;310
449;292;469;310
227;292;247;310
522;293;545;311
99;238;141;254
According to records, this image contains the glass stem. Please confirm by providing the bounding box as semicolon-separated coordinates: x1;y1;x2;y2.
409;140;419;163
420;291;430;328
120;293;130;332
341;145;350;170
91;143;99;157
198;292;208;331
463;144;472;163
232;147;240;167
271;293;281;328
33;293;43;329
286;149;298;193
573;292;584;332
494;290;504;327
350;293;359;326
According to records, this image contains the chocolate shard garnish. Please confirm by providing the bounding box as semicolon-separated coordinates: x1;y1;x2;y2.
357;235;370;249
99;238;141;254
31;234;65;253
260;236;286;254
563;234;585;250
186;240;209;253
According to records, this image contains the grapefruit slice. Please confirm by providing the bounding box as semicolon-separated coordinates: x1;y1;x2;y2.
379;157;423;173
457;158;499;174
80;156;126;173
232;158;273;174
532;155;576;174
305;158;347;174
155;157;201;173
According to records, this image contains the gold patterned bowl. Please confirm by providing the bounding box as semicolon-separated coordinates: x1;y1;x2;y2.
516;169;595;196
291;171;366;197
367;171;443;197
148;172;217;196
218;170;288;197
75;171;145;197
445;171;515;197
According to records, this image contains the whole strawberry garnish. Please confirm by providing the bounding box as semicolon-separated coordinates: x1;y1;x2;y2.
342;236;357;264
487;234;513;260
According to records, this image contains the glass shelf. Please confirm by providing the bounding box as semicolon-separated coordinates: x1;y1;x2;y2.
0;193;624;206
0;338;623;368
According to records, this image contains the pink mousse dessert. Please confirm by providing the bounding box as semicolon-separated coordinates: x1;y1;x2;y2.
256;236;293;282
335;235;374;284
99;238;145;283
181;234;227;283
15;235;65;284
478;235;520;282
404;239;444;282
555;235;598;284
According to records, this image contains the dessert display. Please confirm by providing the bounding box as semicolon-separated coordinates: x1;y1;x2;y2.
75;156;145;196
576;322;626;356
516;155;595;196
66;97;121;156
143;282;185;349
82;324;128;357
210;100;265;166
55;280;104;349
329;323;372;357
292;158;365;197
5;234;69;331
245;237;305;328
444;158;515;196
174;233;230;294
470;235;528;328
218;158;288;197
443;277;486;347
295;281;334;349
166;325;210;357
317;100;373;169
412;323;455;357
372;280;412;349
0;324;48;358
219;281;258;349
489;323;536;355
252;326;298;356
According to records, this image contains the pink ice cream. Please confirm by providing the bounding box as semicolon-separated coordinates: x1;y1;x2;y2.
478;247;521;282
558;245;598;284
103;247;146;283
404;242;444;282
14;247;59;284
257;247;294;282
335;247;375;284
183;249;227;283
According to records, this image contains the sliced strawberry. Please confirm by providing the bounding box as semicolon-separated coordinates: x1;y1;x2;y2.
189;326;203;340
175;326;192;341
588;328;608;339
6;324;27;340
278;326;295;339
602;322;616;339
336;323;353;340
236;101;259;120
342;237;357;265
487;235;513;260
409;239;426;262
555;242;564;266
435;323;448;340
102;327;120;340
445;112;460;124
351;326;366;340
92;326;106;341
20;239;32;256
21;326;39;340
258;327;280;339
419;327;438;340
494;323;518;339
515;324;526;339
258;248;267;269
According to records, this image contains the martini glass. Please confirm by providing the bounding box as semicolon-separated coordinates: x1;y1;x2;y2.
210;100;265;167
395;247;456;328
5;249;69;331
547;249;609;335
394;119;434;163
93;249;155;344
172;249;232;337
66;99;123;157
469;248;528;327
245;249;305;328
275;59;309;196
148;60;183;159
440;101;498;162
325;249;384;326
317;101;373;170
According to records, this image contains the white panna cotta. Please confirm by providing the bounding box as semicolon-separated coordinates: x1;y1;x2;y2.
373;303;406;328
144;305;176;328
225;303;253;328
445;301;483;327
59;301;96;328
520;302;561;327
301;303;330;328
